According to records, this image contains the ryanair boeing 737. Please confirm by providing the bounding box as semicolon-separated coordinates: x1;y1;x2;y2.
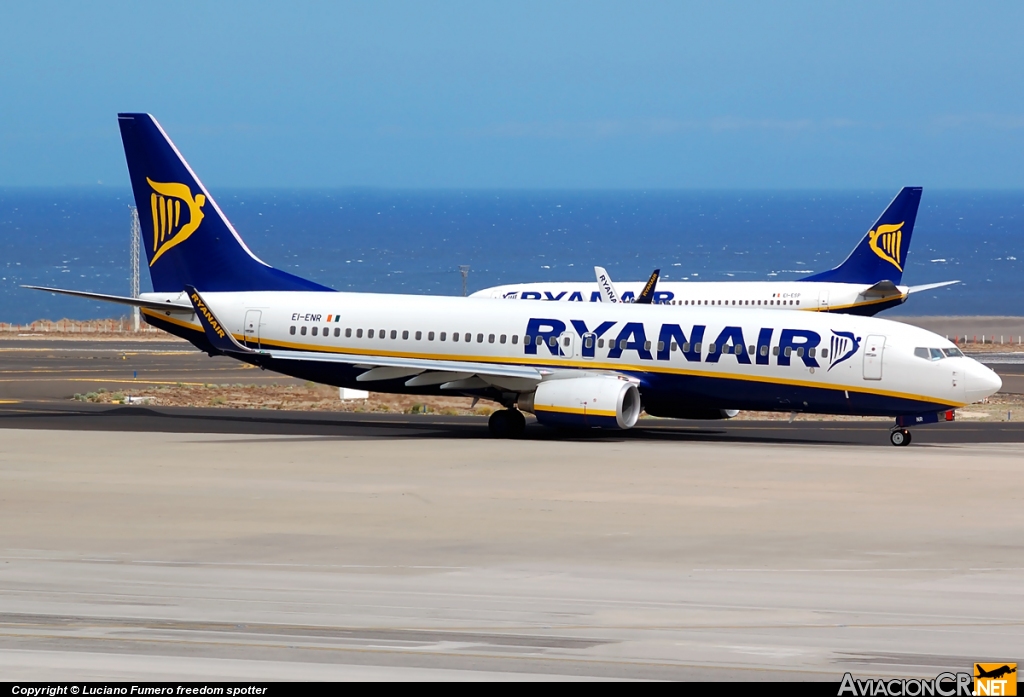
473;187;959;315
25;114;1000;445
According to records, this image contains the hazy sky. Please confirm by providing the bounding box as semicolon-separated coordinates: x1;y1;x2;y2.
3;1;1023;189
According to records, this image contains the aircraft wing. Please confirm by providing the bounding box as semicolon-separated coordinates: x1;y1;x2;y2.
907;280;960;294
594;266;621;303
23;285;193;312
634;269;661;304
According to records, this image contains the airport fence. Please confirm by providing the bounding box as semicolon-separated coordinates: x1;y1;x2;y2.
0;318;161;334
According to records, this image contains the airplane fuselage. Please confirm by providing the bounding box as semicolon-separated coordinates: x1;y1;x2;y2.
472;280;908;316
140;290;994;417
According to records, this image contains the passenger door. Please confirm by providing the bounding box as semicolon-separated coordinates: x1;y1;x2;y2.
862;334;885;380
580;332;596;360
558;331;576;359
243;310;262;349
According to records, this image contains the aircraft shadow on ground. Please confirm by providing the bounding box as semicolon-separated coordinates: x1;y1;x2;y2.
0;403;862;446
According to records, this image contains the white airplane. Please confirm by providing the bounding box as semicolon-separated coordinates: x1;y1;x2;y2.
472;187;959;316
25;114;1000;446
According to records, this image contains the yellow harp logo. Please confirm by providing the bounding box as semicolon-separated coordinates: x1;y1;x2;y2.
867;222;904;272
147;178;206;266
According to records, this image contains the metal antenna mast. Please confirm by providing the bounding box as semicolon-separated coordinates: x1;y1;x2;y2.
459;265;470;297
129;205;141;332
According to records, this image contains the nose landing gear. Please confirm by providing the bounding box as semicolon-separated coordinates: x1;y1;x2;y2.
889;409;956;446
488;408;526;438
889;428;912;447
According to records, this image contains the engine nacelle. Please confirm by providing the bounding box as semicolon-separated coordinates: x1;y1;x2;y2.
519;376;641;430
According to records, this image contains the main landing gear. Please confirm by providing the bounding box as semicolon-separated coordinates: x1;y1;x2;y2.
488;408;526;439
889;428;912;447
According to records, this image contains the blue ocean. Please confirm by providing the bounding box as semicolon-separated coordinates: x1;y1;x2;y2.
0;188;1020;324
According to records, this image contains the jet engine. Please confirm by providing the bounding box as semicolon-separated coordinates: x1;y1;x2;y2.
518;376;641;430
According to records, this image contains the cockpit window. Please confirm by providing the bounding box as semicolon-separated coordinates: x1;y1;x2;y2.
915;347;956;361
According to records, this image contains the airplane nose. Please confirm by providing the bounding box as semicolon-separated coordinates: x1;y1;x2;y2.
964;360;1002;403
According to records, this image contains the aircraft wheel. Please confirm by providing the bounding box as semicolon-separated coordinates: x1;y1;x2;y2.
488;409;511;438
507;409;526;438
889;429;912;447
489;409;526;439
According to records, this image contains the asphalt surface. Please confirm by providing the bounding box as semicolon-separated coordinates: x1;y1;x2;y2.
1;338;1022;679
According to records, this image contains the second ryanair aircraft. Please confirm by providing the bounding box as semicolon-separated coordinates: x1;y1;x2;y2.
26;114;1000;445
474;187;959;316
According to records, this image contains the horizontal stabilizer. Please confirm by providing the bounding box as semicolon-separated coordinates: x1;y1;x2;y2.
184;285;255;354
22;285;192;312
907;280;960;294
859;280;903;297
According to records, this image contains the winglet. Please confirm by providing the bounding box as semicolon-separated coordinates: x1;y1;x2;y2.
184;285;255;354
634;269;661;304
594;266;620;303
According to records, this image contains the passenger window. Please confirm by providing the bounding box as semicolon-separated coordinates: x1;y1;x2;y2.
644;341;651;351
657;341;665;352
453;333;460;342
379;329;385;339
808;347;815;357
914;347;930;360
477;333;484;343
415;331;422;340
536;337;544;346
796;300;800;306
464;333;471;343
289;326;296;335
584;336;594;349
500;334;506;344
511;335;517;345
619;340;627;350
760;345;768;357
440;332;447;341
356;328;362;338
549;336;557;347
671;341;678;351
708;343;717;354
785;347;793;357
489;334;495;344
598;338;604;348
323;327;329;337
428;331;435;341
312;326;318;336
693;342;701;353
796;347;804;357
334;328;340;337
735;344;743;355
391;330;397;339
346;328;352;338
820;348;828;358
366;329;373;338
402;330;409;340
772;345;779;356
748;345;755;354
524;335;530;345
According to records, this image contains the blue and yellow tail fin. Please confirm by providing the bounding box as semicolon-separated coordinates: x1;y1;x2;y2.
803;187;922;285
117;113;333;293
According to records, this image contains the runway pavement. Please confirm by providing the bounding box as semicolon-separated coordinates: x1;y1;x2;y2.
0;429;1020;680
0;338;1021;680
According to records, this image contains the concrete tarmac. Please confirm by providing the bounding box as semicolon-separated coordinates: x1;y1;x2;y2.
0;338;1022;680
0;429;1021;680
